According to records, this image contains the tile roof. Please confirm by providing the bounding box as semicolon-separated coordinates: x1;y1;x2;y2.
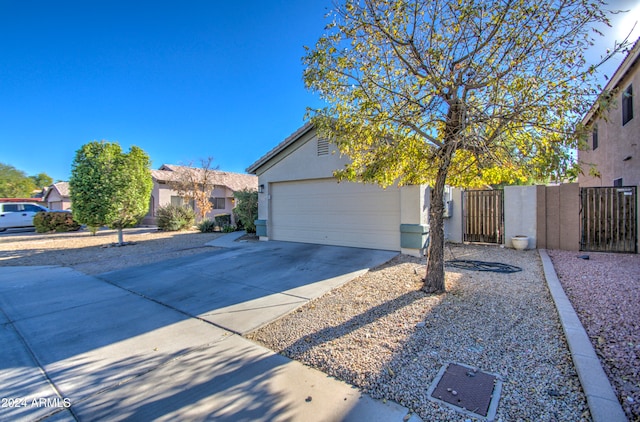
44;181;70;201
153;165;257;192
53;181;70;196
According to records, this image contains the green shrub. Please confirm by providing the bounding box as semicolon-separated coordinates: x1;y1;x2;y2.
33;212;81;233
214;214;231;228
234;189;258;233
197;219;217;233
156;204;195;231
232;208;244;230
222;224;237;233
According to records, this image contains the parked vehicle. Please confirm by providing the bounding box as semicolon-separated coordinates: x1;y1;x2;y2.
0;202;49;231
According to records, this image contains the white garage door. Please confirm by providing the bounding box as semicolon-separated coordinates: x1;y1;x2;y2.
270;179;401;250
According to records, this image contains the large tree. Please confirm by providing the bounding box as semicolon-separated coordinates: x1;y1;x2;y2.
30;173;53;190
70;141;153;245
0;163;35;197
303;0;628;293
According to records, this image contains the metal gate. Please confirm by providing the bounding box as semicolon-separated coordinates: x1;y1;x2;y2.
463;190;504;244
580;186;637;253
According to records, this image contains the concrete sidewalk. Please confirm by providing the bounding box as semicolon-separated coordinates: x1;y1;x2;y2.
0;236;420;421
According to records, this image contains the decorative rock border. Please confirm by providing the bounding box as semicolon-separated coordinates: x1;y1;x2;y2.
538;249;627;422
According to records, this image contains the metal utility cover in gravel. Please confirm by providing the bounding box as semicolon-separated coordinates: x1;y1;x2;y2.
428;362;502;420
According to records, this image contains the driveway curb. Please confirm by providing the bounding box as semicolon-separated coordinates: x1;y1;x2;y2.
538;249;626;422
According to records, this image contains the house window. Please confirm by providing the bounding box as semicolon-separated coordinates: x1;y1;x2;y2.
592;126;598;150
171;196;194;209
317;138;329;156
613;178;623;187
210;197;226;209
622;84;633;125
170;196;182;207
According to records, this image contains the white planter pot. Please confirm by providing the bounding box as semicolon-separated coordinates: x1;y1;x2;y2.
512;236;529;251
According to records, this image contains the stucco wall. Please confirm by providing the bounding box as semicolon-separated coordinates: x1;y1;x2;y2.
144;183;238;225
504;185;538;249
256;130;351;221
444;187;463;242
45;190;71;211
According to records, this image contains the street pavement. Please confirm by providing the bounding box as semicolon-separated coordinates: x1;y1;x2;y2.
0;233;421;421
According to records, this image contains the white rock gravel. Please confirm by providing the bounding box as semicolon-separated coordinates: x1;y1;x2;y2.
247;244;590;421
548;249;640;421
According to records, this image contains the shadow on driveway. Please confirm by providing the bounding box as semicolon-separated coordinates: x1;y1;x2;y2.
0;240;400;421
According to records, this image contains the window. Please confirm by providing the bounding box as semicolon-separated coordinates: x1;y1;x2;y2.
171;196;194;209
210;197;226;209
592;126;598;150
2;204;19;212
170;196;183;207
24;204;45;212
622;84;633;125
613;178;623;187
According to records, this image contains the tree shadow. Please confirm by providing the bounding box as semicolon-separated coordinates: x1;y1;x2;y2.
67;341;294;421
261;246;589;421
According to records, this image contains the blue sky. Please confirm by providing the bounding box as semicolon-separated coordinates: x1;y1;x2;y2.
1;0;638;182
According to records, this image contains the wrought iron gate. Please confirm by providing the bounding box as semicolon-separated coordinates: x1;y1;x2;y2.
580;186;637;253
463;190;504;244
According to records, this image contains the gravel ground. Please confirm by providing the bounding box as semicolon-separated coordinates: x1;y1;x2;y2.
548;249;640;421
0;228;224;274
248;244;590;421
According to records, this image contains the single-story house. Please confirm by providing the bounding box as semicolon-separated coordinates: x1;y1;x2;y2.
142;164;258;226
246;123;431;256
43;181;72;211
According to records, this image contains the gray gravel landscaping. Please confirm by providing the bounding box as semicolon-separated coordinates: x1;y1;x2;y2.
548;249;640;421
247;244;590;421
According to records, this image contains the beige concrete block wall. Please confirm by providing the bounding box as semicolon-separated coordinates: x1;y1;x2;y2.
559;184;580;251
535;184;580;251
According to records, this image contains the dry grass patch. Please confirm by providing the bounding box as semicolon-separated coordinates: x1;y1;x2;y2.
0;228;225;274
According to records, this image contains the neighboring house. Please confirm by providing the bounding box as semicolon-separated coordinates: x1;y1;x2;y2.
142;164;257;225
246;123;431;256
579;37;640;188
43;182;72;210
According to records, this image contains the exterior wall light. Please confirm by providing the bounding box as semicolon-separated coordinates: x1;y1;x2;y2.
258;184;265;193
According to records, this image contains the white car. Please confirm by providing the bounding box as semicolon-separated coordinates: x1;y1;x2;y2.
0;202;49;231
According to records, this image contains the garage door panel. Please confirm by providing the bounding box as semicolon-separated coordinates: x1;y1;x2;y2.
270;179;400;250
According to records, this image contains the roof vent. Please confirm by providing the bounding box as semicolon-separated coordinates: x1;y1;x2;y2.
317;138;329;156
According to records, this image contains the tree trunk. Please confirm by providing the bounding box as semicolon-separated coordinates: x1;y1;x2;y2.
117;227;124;245
422;164;449;293
423;101;461;293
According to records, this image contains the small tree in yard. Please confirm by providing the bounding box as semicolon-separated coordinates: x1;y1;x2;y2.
167;157;218;221
70;141;153;245
234;188;258;233
303;0;629;293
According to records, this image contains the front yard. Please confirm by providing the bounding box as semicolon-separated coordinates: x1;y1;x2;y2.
0;228;224;274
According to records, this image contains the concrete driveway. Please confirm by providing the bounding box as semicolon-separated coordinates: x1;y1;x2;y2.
0;234;419;421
